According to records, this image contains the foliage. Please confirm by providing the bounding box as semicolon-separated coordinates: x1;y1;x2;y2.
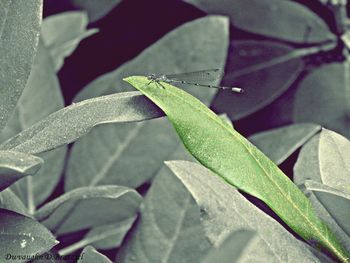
0;0;349;262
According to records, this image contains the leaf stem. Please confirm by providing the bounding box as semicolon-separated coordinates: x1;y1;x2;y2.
27;176;35;214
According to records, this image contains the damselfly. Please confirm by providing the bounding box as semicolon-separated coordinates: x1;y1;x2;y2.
146;69;244;93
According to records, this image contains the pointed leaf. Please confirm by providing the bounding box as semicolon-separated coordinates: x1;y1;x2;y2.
213;40;304;120
0;0;42;131
42;11;98;71
59;217;135;256
79;246;112;263
294;129;350;192
1;40;67;209
294;63;350;139
0;208;58;261
166;161;321;262
35;186;141;235
183;0;335;43
203;230;256;263
305;181;350;237
0;151;43;192
0;92;162;154
0;189;27;215
125;76;349;262
248;123;321;165
66;16;229;189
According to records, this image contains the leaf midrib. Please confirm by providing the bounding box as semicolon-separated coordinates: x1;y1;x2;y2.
158;83;341;259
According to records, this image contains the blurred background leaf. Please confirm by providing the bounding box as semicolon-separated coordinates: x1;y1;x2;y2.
72;0;122;22
294;63;350;139
213;41;304;120
248;123;321;165
41;11;98;71
183;0;335;43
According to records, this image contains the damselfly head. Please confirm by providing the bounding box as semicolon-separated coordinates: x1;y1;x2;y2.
147;73;156;81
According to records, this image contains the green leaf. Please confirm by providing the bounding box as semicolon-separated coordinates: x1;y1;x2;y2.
0;40;67;209
248;123;321;165
59;217;135;256
212;40;304;120
116;163;212;263
293;63;350;139
0;208;58;261
35;186;141;235
166;161;321;262
66;16;229;189
0;189;27;215
0;0;43;131
294;129;350;192
125;76;350;262
0;151;43;192
183;0;335;43
41;11;98;71
203;230;256;263
79;246;112;263
0;92;162;154
304;181;350;238
73;0;122;22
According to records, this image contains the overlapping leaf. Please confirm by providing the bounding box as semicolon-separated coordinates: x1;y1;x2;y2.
294;63;350;139
0;92;162;154
0;0;43;131
305;181;350;237
184;0;335;43
67;16;229;190
79;246;112;263
0;208;58;261
248;123;321;165
116;163;212;263
41;11;98;71
58;217;135;256
0;189;28;215
35;186;141;235
212;41;304;120
1;40;67;209
294;129;350;191
0;151;43;192
203;230;256;263
166;161;321;262
125;76;349;262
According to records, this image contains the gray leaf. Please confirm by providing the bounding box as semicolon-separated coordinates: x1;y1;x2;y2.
249;123;321;165
0;151;43;192
0;208;58;261
35;186;141;235
0;0;43;131
183;0;335;43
